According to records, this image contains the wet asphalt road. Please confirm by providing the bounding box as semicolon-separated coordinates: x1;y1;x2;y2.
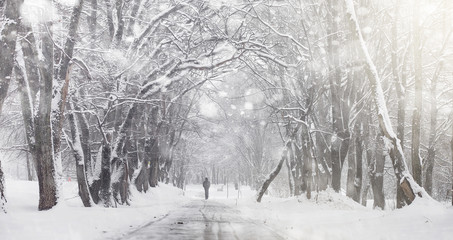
120;200;285;240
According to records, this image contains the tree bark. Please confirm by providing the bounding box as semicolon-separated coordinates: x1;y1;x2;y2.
99;134;112;207
346;140;356;199
327;0;350;193
424;63;441;196
35;22;58;211
148;138;159;187
53;0;85;159
67;102;92;207
353;121;363;203
114;0;125;45
89;0;97;44
0;159;5;213
391;0;408;209
257;142;289;203
371;135;385;209
411;0;423;186
72;97;92;176
0;0;22;115
424;29;451;196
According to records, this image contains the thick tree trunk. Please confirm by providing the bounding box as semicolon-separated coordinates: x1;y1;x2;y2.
35;22;58;211
26;151;33;181
99;136;112;207
327;0;350;193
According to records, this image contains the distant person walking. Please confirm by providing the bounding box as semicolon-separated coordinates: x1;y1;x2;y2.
203;178;210;200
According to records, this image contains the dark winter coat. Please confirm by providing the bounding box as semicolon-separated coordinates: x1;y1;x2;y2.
203;179;210;190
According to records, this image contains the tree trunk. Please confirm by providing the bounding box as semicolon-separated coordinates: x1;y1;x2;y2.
52;0;85;161
345;0;427;205
353;121;363;203
134;159;149;193
35;22;58;211
0;8;10;208
89;0;97;45
0;0;22;114
15;65;37;178
346;140;356;199
424;29;451;196
0;154;5;213
285;157;294;196
105;0;115;43
111;157;129;205
301;114;313;199
99;135;112;207
411;0;423;186
67;102;92;207
289;142;300;195
72;97;92;176
391;0;408;209
148;138;159;187
327;0;349;193
371;136;385;209
315;131;330;190
257;142;289;202
424;64;441;196
114;0;125;45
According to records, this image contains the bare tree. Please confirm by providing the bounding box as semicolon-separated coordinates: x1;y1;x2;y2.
345;0;428;204
0;0;23;212
411;0;423;187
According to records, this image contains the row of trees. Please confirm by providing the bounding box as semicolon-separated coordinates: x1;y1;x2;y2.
1;0;452;212
249;0;452;207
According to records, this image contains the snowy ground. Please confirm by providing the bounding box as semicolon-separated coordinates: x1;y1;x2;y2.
1;180;453;240
185;184;453;240
0;180;190;240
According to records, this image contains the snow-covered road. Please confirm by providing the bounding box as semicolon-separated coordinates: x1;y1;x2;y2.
120;200;285;240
